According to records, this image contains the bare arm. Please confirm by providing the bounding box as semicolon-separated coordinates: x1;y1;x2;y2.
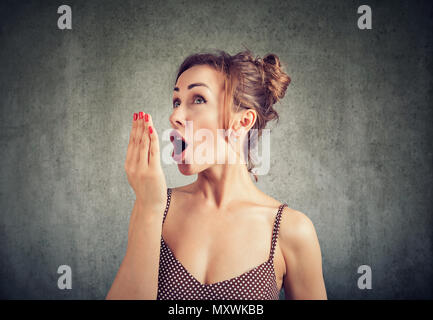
106;112;167;300
106;201;164;299
279;207;327;300
128;199;138;241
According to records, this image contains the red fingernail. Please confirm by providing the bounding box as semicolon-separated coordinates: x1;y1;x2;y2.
149;126;153;134
139;111;144;119
133;113;138;121
145;113;149;122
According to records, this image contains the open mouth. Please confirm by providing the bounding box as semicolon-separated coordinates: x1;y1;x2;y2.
170;130;188;160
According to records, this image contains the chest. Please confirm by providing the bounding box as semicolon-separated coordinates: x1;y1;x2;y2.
159;202;285;292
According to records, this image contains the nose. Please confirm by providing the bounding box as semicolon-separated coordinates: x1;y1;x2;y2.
169;108;185;129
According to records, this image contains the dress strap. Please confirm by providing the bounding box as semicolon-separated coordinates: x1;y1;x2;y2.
269;203;287;262
162;188;172;224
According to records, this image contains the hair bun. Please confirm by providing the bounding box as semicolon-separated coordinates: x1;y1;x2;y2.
263;54;278;66
262;53;291;105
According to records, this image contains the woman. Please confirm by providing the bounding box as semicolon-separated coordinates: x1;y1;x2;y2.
106;50;327;300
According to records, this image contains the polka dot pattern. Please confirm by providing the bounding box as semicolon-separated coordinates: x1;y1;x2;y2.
157;188;287;300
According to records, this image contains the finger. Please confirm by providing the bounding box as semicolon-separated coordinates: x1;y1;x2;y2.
133;111;145;163
147;114;161;168
129;113;138;144
144;112;149;137
126;113;138;166
139;113;150;167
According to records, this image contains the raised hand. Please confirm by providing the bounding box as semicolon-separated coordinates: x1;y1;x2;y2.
106;112;168;300
125;112;167;215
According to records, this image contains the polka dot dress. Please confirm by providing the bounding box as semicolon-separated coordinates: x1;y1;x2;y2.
157;188;287;300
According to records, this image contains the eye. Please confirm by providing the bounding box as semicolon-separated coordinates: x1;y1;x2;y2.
193;95;207;104
173;98;180;108
172;95;207;108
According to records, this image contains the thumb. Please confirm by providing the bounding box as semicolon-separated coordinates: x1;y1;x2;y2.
147;114;161;168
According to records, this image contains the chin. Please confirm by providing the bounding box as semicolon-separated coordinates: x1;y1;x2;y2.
177;162;212;176
177;163;196;175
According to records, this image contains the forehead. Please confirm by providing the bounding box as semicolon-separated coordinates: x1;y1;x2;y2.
174;65;224;93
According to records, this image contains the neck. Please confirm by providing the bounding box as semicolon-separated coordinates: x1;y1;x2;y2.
193;163;258;209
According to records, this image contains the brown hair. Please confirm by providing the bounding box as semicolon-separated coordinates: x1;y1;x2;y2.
174;48;291;181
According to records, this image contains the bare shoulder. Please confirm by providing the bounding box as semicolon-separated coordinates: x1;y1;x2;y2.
277;207;327;299
278;206;320;252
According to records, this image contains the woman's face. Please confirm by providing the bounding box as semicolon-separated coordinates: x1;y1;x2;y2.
169;64;232;175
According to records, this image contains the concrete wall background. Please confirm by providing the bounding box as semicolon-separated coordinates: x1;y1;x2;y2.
0;0;432;299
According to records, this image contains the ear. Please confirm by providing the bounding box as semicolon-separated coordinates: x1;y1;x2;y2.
236;108;256;133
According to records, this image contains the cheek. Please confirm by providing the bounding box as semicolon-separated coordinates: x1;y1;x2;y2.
191;108;220;140
193;105;220;126
187;103;225;162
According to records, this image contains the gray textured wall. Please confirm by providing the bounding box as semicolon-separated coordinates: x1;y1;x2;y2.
1;0;432;299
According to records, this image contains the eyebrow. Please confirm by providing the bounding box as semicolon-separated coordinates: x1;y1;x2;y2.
173;82;211;92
